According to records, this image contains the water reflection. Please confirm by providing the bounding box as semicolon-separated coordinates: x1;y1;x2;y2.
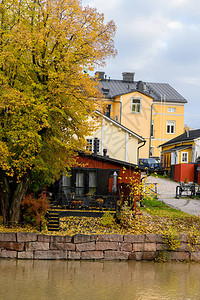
0;260;200;299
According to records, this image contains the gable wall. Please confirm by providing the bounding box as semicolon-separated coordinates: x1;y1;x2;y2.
113;92;152;158
152;102;185;157
86;118;139;164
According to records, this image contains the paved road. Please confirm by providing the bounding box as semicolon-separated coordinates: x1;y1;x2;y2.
146;175;200;216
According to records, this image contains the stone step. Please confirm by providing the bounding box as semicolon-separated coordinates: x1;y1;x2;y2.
47;211;60;231
48;219;59;223
49;216;59;220
48;228;60;232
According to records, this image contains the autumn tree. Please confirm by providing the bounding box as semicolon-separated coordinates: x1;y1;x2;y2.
0;0;116;223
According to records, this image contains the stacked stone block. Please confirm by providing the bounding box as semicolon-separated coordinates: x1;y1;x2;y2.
0;232;199;261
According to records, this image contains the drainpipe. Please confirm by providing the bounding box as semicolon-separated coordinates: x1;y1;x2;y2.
149;102;153;158
137;140;146;164
101;118;105;155
120;96;122;123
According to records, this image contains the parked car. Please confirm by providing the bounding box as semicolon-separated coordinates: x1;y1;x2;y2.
139;158;161;172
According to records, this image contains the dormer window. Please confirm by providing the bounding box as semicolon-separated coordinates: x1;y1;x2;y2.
131;97;141;113
102;88;109;95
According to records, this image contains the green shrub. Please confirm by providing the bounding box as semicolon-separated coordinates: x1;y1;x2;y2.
100;212;116;228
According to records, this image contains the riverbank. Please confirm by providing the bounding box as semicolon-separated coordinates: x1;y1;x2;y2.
1;232;200;262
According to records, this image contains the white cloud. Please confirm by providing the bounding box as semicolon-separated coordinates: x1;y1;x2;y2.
167;21;183;30
82;0;200;128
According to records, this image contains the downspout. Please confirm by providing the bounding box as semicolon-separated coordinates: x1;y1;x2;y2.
101;118;105;155
125;132;129;162
120;96;122;123
149;101;153;158
137;140;146;164
109;98;122;123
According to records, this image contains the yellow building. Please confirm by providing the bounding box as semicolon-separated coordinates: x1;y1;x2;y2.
96;71;187;159
104;91;153;158
150;84;186;158
86;111;145;165
159;129;200;170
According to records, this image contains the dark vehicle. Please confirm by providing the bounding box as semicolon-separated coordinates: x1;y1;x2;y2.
139;158;161;172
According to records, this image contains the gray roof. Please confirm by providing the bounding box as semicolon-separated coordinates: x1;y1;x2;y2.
99;79;187;104
160;129;200;147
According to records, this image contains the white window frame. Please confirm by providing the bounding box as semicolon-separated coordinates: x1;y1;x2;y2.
131;97;141;114
86;138;100;153
168;107;176;112
167;121;175;134
181;152;188;163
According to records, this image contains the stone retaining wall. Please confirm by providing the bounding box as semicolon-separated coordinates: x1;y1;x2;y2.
0;232;200;261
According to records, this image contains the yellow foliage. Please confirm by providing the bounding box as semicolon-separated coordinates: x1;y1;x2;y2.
0;0;116;222
0;0;116;179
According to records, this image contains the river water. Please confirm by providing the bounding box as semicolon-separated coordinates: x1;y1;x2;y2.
0;260;200;300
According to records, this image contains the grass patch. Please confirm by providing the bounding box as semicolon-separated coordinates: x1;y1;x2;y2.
151;172;170;179
141;197;190;218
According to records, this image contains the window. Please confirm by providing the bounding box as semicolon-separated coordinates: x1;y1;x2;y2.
86;139;93;152
105;104;111;118
93;138;100;154
167;121;175;134
89;171;97;194
168;107;176;112
86;138;100;153
62;174;72;194
131;98;141;113
181;152;188;163
76;172;85;195
151;121;154;138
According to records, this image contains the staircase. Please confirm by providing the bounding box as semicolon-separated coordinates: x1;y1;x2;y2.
47;211;60;231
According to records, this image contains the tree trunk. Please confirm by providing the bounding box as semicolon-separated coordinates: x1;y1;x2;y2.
0;172;30;224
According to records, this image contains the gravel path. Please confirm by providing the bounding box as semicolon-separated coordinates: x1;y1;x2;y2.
146;175;200;217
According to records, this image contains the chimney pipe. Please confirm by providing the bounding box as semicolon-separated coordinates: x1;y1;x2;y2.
137;81;144;92
103;149;107;156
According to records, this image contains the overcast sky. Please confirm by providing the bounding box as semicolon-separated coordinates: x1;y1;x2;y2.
82;0;200;129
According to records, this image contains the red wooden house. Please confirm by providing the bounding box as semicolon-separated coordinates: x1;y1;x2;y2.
58;151;143;210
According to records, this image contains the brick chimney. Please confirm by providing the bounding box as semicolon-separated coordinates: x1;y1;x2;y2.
122;72;135;82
